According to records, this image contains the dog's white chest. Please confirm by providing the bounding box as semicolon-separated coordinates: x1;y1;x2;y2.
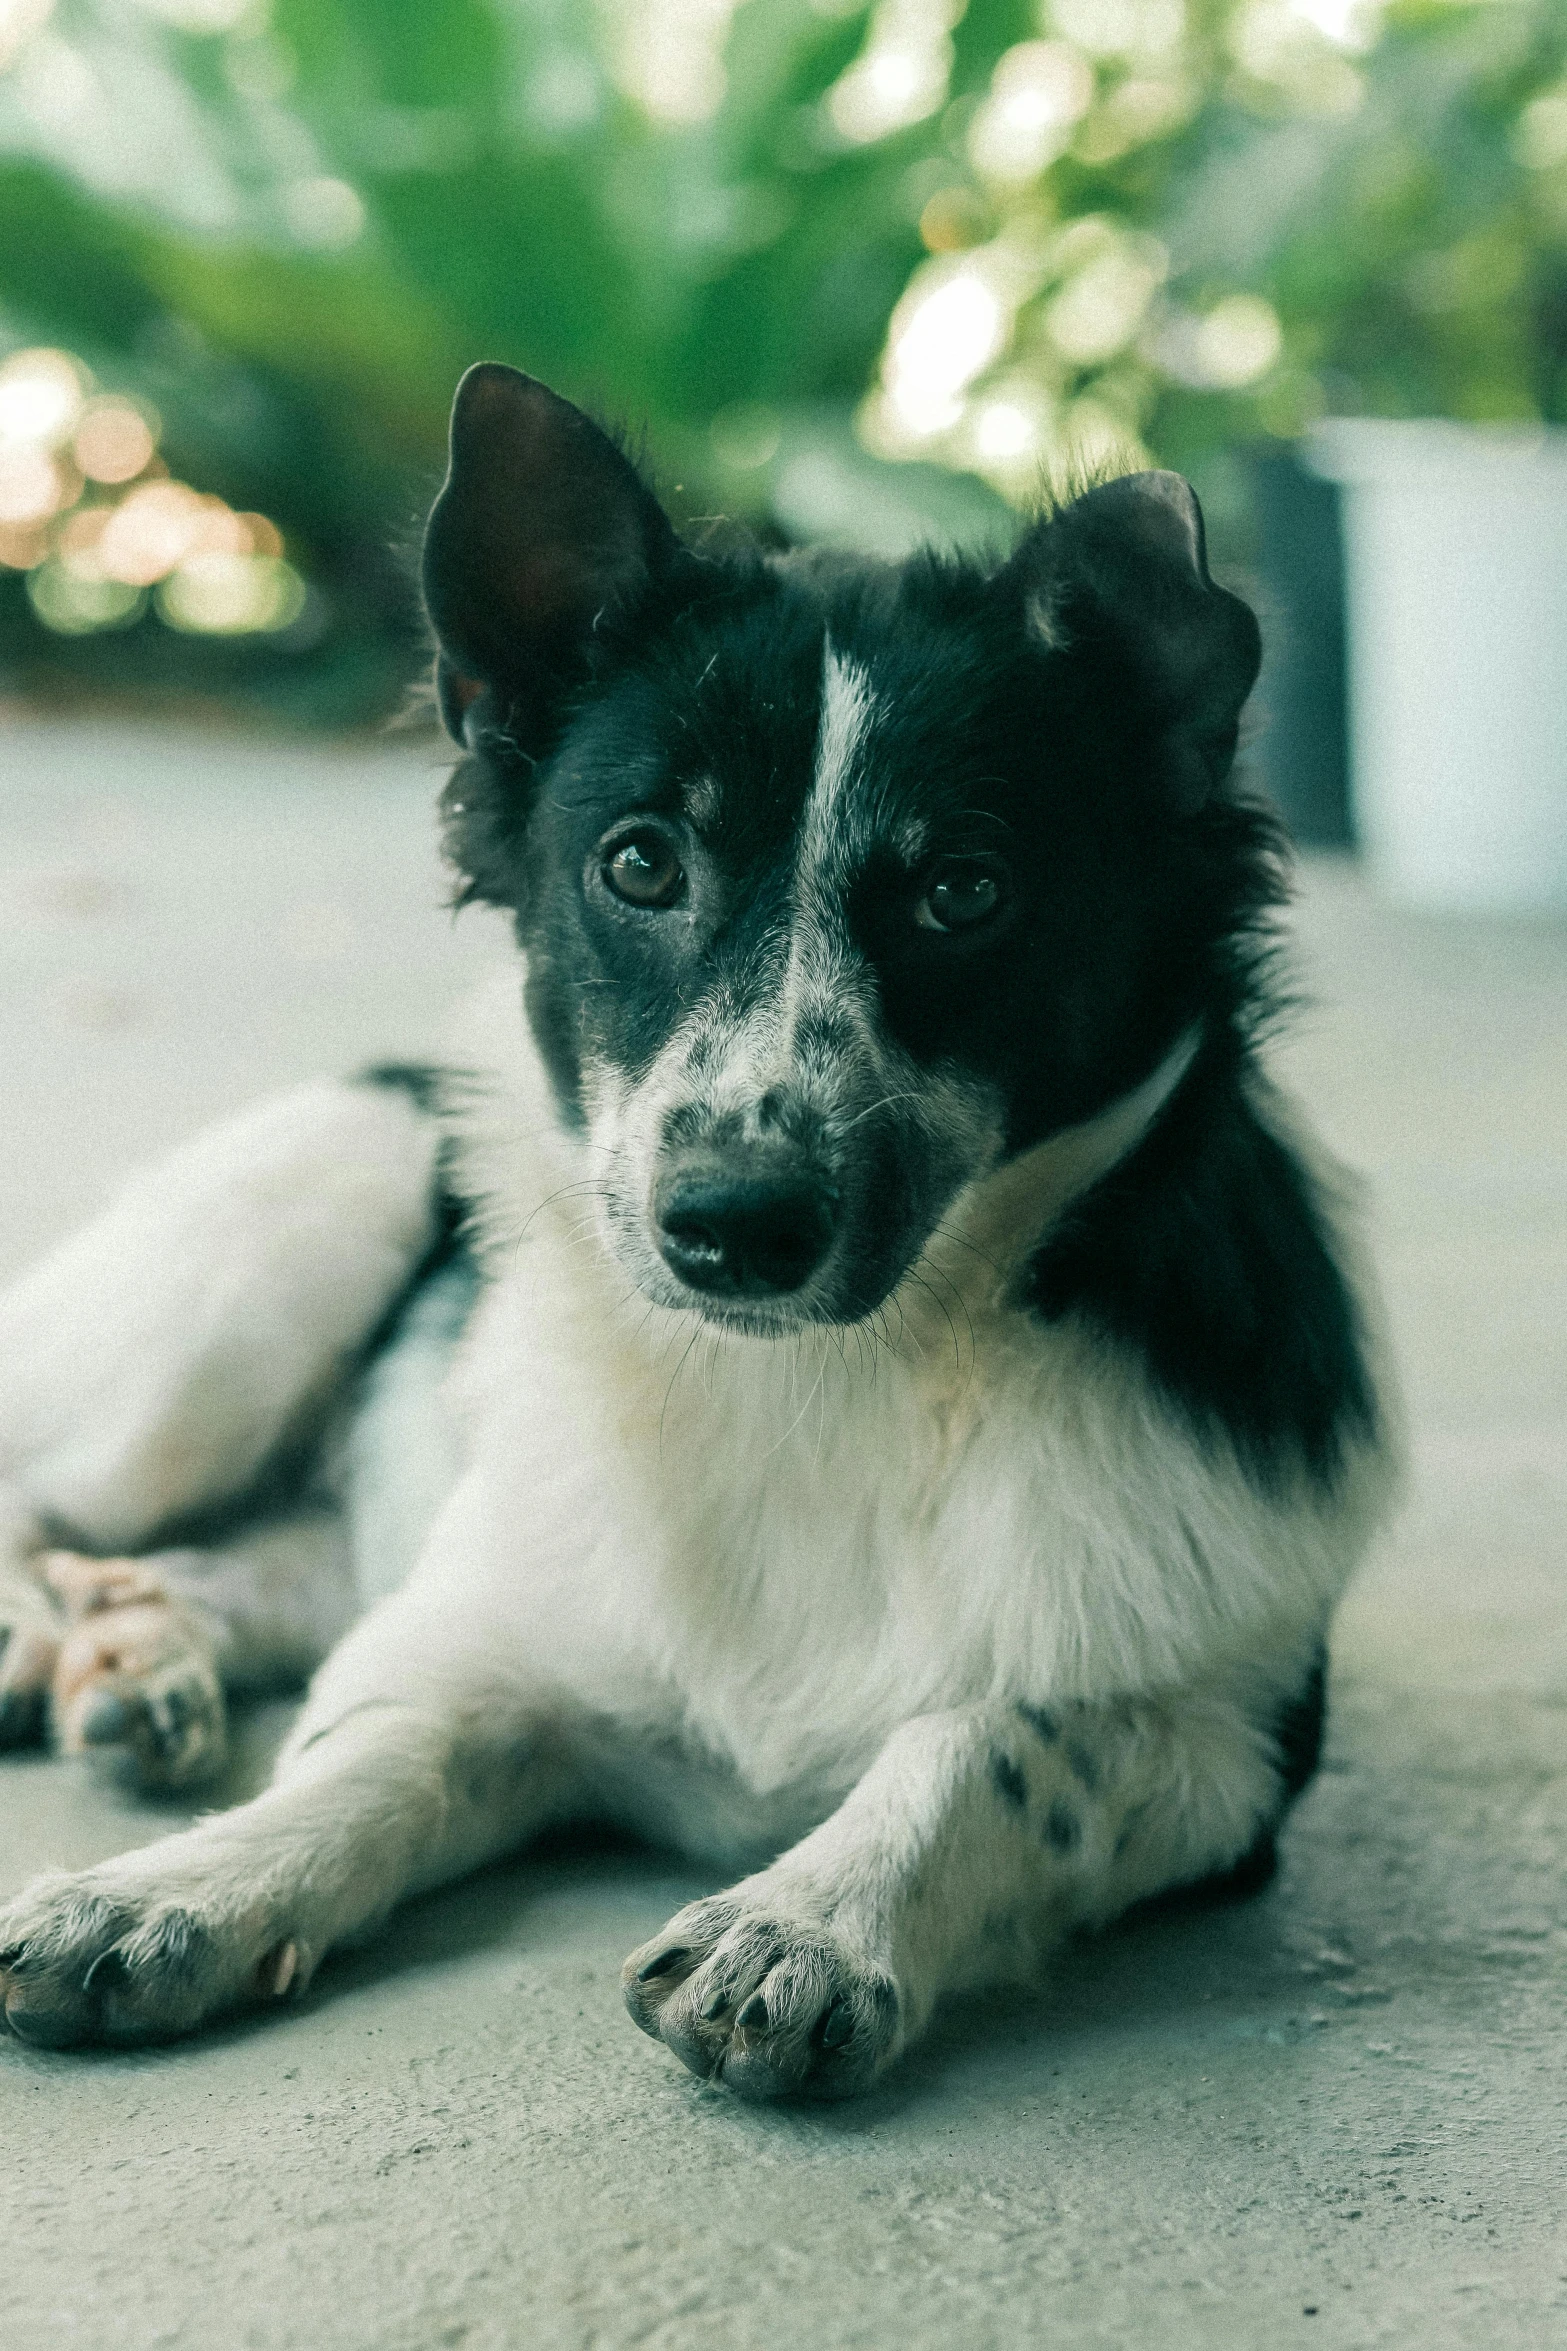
433;1246;1365;1810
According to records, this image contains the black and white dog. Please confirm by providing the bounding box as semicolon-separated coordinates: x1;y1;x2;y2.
0;366;1397;2095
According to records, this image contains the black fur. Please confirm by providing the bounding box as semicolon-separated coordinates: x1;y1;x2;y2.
1272;1639;1329;1801
355;1063;469;1272
357;1060;446;1113
416;364;1374;1486
439;541;1277;1153
1027;1043;1376;1487
1139;1642;1329;1911
1045;1802;1081;1855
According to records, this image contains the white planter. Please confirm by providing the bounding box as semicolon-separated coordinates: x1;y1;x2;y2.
1305;419;1567;910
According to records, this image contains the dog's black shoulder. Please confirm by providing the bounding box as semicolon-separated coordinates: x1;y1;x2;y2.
1025;1043;1376;1486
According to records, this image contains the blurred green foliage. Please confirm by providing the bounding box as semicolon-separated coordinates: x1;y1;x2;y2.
1;0;1564;722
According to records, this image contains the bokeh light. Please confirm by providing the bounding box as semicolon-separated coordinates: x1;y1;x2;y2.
969;43;1094;185
0;444;69;525
1;0;1562;706
1515;85;1567;174
0;347;83;446
131;0;252;28
27;560;145;634
611;0;739;125
876;262;1010;440
281;176;367;249
0;519;50;568
1049;0;1187;57
1154;294;1284;388
0;342;306;640
1046;241;1167;365
826;0;959;145
157;551;307;634
98;481;243;585
0;0;54;73
1230;0;1364;112
72;398;160;484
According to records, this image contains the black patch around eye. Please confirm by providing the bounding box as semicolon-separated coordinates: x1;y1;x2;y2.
913;856;1010;934
601;830;686;909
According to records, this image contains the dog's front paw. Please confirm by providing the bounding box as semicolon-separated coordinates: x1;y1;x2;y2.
0;1854;307;2049
622;1892;902;2102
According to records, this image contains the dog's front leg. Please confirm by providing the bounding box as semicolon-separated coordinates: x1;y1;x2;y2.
0;1574;569;2049
623;1689;1287;2101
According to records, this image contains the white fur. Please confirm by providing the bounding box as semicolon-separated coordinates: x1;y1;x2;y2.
428;977;1389;1811
0;1078;441;1549
0;939;1399;2088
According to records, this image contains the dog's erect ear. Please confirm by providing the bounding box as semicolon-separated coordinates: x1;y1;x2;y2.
1006;470;1262;806
422;363;682;746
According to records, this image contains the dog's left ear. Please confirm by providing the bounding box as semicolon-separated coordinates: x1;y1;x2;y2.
422;362;682;747
1005;471;1262;807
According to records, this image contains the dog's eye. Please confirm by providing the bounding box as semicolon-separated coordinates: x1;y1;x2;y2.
913;857;1009;934
602;832;686;910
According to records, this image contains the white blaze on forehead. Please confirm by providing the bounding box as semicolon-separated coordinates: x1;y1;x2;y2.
800;641;876;887
773;641;878;1054
814;642;875;808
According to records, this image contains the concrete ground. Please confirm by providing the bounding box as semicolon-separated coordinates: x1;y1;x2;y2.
1;713;1564;2351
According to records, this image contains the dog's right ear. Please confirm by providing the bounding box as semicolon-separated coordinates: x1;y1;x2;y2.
422;363;682;748
1003;470;1261;811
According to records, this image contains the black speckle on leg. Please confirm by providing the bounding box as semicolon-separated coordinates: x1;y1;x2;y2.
1044;1801;1081;1855
1064;1740;1101;1793
1015;1701;1059;1745
990;1751;1028;1813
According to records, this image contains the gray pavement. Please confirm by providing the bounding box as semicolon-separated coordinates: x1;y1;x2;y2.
1;711;1564;2351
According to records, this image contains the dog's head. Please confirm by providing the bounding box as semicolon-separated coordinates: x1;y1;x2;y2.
423;363;1269;1333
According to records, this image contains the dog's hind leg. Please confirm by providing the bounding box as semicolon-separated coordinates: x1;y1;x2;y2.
39;1506;359;1789
0;1073;446;1760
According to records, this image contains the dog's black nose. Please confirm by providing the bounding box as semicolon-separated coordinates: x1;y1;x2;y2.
654;1166;836;1297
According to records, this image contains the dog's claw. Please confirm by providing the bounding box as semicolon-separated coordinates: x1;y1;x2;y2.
82;1948;129;1997
819;1994;855;2048
261;1940;301;1999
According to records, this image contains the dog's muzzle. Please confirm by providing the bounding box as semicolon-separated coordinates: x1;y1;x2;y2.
652;1153;839;1300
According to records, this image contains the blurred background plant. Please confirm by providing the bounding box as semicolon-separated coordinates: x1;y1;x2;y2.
1;0;1564;726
